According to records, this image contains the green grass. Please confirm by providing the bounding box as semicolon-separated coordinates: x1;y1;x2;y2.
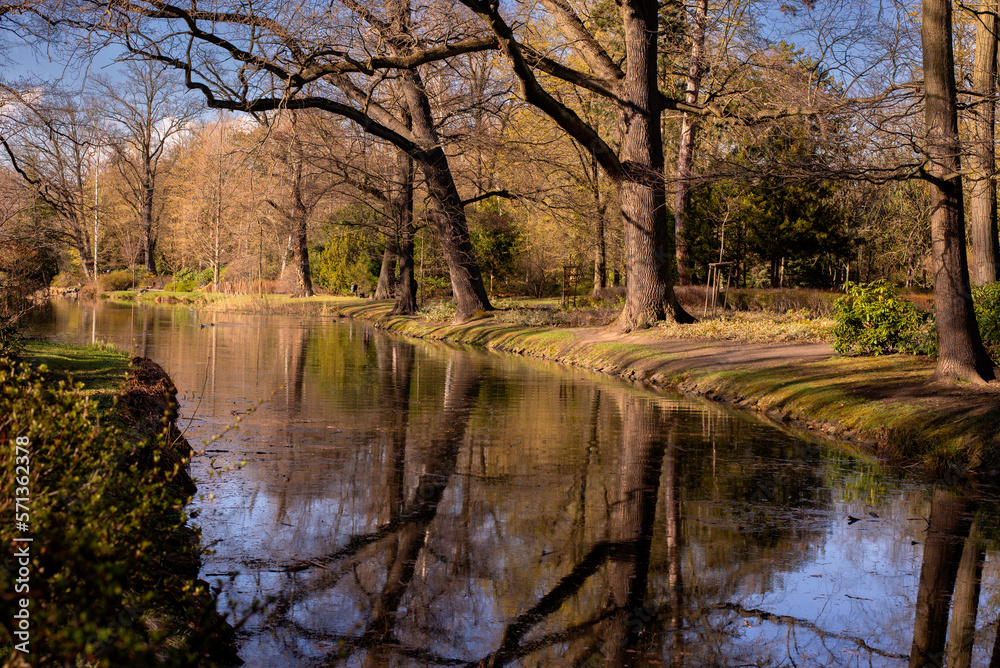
23;339;130;410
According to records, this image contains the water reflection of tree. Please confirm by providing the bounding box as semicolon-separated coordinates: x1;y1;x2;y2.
909;487;976;668
271;347;481;664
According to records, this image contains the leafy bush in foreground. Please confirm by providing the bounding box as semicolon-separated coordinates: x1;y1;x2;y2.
833;281;937;356
0;361;231;667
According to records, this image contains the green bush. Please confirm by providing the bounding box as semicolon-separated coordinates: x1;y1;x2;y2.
196;267;215;286
97;269;136;292
973;282;1000;359
0;361;231;666
312;233;377;294
0;320;24;360
833;281;937;356
165;268;196;292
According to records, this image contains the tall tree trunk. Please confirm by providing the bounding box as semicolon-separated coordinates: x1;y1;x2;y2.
922;0;996;383
674;0;708;286
374;238;397;299
389;0;490;321
393;147;418;315
614;0;693;331
142;168;156;274
971;0;1000;284
592;154;608;294
908;487;975;668
74;229;93;280
409;138;490;320
288;130;314;297
946;517;984;668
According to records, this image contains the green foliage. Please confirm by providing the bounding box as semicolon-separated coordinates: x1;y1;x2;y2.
833;281;937;356
469;201;524;293
312;233;378;294
166;267;197;292
0;320;24;360
165;267;215;291
0;360;229;666
973;282;1000;359
197;267;215;286
98;269;136;292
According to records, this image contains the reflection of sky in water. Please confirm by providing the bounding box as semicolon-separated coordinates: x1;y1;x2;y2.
27;300;1000;668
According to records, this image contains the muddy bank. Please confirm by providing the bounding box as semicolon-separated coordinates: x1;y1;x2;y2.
118;356;241;665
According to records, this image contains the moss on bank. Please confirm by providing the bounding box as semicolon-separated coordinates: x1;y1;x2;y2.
0;340;238;667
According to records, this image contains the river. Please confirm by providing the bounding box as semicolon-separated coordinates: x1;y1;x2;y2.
28;299;1000;667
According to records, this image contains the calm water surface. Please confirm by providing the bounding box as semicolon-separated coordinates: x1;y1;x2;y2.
29;300;1000;667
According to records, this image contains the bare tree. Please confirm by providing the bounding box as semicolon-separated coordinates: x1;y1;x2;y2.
53;0;494;320
0;87;104;279
96;59;198;274
263;111;344;297
459;0;699;330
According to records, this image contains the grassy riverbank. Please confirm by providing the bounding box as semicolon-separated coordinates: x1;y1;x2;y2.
105;291;1000;477
1;340;237;667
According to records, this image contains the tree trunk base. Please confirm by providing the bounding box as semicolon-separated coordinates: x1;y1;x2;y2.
931;360;996;385
391;290;418;315
453;302;492;324
613;293;695;333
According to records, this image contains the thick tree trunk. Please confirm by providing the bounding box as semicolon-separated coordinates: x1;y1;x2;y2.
971;0;1000;284
908;487;974;668
374;238;397;300
674;0;708;287
614;0;693;331
922;0;996;383
401;71;491;322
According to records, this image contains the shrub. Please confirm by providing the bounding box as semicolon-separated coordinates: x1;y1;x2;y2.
833;281;937;356
0;320;24;360
97;269;136;292
165;267;197;292
973;282;1000;359
312;234;377;294
196;267;216;286
0;360;233;666
50;271;84;289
